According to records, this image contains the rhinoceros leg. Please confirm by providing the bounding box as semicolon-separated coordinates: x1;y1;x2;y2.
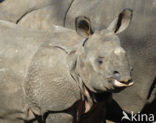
45;113;74;123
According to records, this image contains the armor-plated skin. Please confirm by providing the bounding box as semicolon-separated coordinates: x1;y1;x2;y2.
0;20;55;123
1;0;155;121
25;10;133;123
0;9;133;123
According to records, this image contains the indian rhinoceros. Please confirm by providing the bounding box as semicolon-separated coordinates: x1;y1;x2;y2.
5;0;155;121
24;9;133;123
0;9;133;123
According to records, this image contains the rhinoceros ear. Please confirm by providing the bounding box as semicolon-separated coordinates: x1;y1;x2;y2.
75;16;93;38
107;8;133;34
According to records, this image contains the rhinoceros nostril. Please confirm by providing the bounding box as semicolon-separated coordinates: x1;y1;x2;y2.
113;71;121;80
113;71;119;74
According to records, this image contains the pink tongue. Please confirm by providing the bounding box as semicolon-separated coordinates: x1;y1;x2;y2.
114;80;134;87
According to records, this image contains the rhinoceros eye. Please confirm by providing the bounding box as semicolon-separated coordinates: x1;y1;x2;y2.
96;57;104;65
97;59;103;65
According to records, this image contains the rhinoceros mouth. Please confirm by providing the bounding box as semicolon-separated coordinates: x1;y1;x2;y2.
110;79;134;87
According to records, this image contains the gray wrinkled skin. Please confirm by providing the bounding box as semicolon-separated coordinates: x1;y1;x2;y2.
25;10;133;123
0;0;73;24
0;20;55;123
0;9;132;123
18;0;73;30
1;0;155;121
10;0;155;113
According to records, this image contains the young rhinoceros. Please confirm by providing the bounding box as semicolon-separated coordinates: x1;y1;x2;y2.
24;9;134;123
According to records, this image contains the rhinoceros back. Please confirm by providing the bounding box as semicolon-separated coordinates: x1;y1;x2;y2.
0;20;52;120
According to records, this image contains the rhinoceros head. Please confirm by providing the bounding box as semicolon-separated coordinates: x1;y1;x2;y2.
75;9;134;92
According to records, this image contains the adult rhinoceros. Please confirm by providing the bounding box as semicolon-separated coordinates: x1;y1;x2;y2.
0;9;133;123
